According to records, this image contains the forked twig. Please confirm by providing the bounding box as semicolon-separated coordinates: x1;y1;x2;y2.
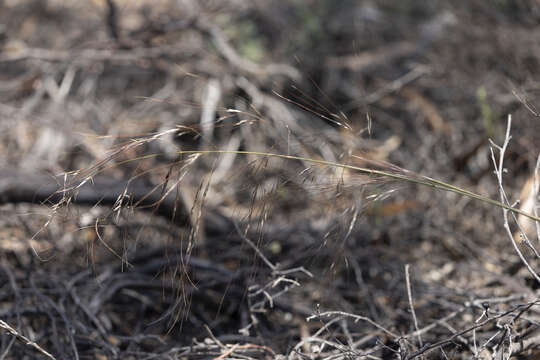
489;115;540;283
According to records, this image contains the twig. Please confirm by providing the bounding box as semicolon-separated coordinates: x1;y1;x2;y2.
405;300;540;359
195;20;301;80
0;46;190;63
405;264;423;348
489;115;540;283
343;65;430;111
307;311;399;339
0;319;56;360
105;0;119;40
233;222;276;271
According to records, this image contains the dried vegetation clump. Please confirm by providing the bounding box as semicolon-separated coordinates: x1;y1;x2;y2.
1;0;540;359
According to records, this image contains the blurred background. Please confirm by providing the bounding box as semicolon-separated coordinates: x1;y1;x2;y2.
1;0;540;359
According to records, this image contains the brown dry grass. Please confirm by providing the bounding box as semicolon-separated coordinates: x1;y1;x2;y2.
1;1;540;359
